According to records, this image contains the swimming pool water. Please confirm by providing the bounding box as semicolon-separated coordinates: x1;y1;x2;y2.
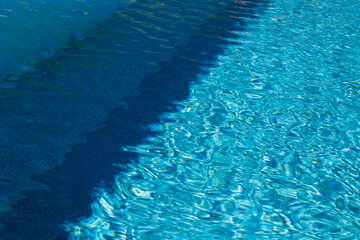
0;0;359;239
0;0;254;238
0;0;131;85
67;0;360;239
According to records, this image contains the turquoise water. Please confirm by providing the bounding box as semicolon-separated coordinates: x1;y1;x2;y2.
68;0;360;239
0;0;249;238
0;0;131;85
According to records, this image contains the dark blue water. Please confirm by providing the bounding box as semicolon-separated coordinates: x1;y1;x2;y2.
0;0;267;239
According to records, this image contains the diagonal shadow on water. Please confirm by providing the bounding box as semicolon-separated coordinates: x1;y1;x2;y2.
0;0;268;239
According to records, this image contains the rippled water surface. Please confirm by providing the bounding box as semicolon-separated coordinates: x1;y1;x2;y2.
68;0;360;239
0;0;254;239
0;0;131;84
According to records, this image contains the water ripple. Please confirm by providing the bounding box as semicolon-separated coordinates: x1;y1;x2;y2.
67;0;360;239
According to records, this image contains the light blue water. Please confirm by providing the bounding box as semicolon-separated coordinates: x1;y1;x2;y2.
0;0;131;85
68;0;360;239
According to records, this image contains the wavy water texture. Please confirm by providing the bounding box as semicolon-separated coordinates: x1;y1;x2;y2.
69;0;360;239
0;0;132;85
0;0;252;239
